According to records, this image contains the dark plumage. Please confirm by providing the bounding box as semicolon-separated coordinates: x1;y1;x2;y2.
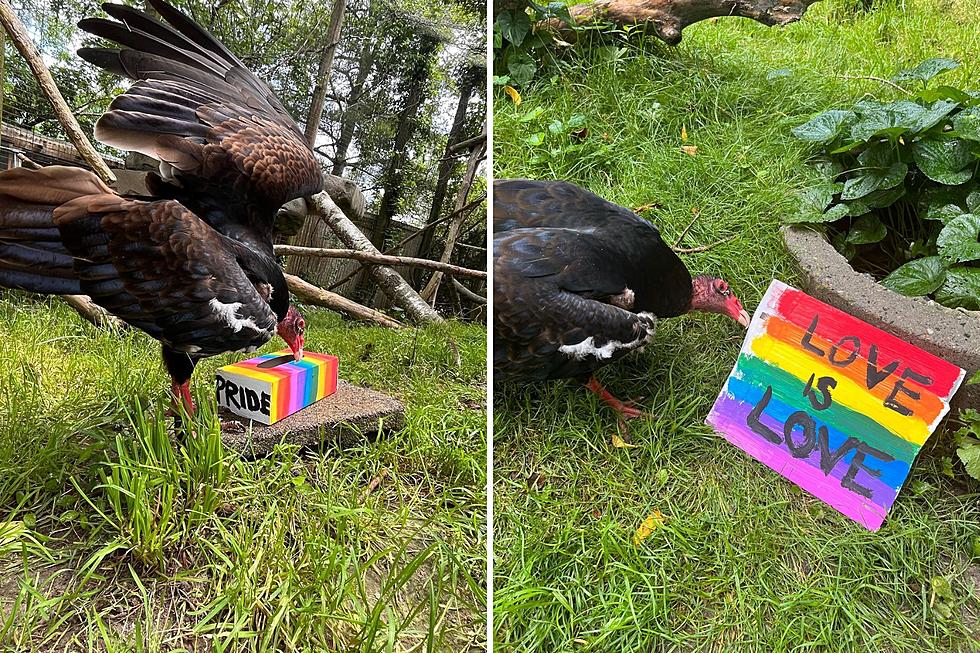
493;179;749;418
0;0;319;416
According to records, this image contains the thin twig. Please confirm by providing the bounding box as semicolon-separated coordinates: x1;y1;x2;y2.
838;74;911;95
672;208;700;248
671;235;736;254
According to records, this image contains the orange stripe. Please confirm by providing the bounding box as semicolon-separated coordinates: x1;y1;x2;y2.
764;314;943;421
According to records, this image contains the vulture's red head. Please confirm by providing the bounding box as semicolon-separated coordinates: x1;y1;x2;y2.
277;304;306;361
690;275;750;327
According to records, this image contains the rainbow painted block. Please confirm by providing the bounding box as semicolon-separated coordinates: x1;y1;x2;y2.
215;351;339;425
707;280;965;531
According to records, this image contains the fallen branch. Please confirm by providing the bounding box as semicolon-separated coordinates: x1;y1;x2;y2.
60;295;126;329
541;0;822;45
453;278;487;305
307;191;443;323
325;193;486;292
285;273;404;328
275;245;487;279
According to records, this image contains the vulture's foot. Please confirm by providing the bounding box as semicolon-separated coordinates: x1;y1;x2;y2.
585;376;646;420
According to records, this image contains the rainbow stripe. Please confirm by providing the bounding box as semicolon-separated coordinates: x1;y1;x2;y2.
219;350;338;423
706;280;964;531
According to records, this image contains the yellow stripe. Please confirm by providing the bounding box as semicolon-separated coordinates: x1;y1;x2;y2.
750;334;930;445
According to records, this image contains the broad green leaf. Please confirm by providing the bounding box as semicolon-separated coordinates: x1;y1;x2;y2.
846;199;871;217
507;50;537;85
495;10;532;46
892;58;960;84
850;101;956;141
937;213;980;263
858;141;901;167
956;435;980;481
796;203;850;224
862;185;907;209
968;189;980;213
925;203;965;222
917;85;973;104
792;110;855;143
953;106;980;142
880;256;948;296
912;137;975;184
934;266;980;309
846;214;888;244
840;162;907;200
830;140;865;155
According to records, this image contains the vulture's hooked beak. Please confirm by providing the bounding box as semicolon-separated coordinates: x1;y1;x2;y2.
737;309;751;328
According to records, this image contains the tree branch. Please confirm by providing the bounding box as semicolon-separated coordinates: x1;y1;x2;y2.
275;245;487;279
285;274;404;328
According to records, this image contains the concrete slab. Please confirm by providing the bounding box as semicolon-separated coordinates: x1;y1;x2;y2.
219;380;405;457
782;225;980;410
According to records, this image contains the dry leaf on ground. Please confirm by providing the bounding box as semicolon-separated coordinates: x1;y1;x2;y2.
633;510;667;546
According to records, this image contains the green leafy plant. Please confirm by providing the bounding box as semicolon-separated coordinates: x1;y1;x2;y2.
493;2;573;87
954;370;980;482
789;58;980;311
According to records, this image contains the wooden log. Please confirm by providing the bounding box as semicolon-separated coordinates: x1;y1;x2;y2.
285;273;405;329
307;190;444;324
60;295;126;329
540;0;822;45
275;245;487;279
0;0;116;183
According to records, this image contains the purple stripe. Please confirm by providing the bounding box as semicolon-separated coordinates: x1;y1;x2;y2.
710;393;902;507
708;395;890;530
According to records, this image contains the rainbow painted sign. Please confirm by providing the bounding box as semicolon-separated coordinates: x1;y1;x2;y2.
706;280;965;531
216;350;339;425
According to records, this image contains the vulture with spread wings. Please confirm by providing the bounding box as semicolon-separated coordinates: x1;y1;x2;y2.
0;0;323;415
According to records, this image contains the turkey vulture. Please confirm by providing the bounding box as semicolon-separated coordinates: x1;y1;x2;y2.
494;179;750;419
0;0;323;417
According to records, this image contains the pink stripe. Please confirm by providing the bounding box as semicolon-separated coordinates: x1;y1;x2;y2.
289;366;302;413
707;398;888;530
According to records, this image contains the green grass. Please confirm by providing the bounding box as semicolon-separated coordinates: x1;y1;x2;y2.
0;292;486;651
493;0;980;650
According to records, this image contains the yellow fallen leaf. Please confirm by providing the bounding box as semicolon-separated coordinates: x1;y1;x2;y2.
632;510;666;546
681;145;698;156
612;433;636;448
503;85;522;106
681;125;688;142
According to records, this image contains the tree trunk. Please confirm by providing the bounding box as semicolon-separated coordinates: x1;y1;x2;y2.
371;34;439;249
420;135;486;304
0;0;116;183
540;0;822;44
308;191;443;323
415;64;481;272
331;39;376;177
303;0;347;147
287;174;366;284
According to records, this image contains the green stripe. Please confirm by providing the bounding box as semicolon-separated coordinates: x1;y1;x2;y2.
732;354;919;463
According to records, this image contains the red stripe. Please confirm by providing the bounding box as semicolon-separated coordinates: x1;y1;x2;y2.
775;289;961;396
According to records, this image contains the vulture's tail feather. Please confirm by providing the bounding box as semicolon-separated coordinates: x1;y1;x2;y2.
0;166;112;296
